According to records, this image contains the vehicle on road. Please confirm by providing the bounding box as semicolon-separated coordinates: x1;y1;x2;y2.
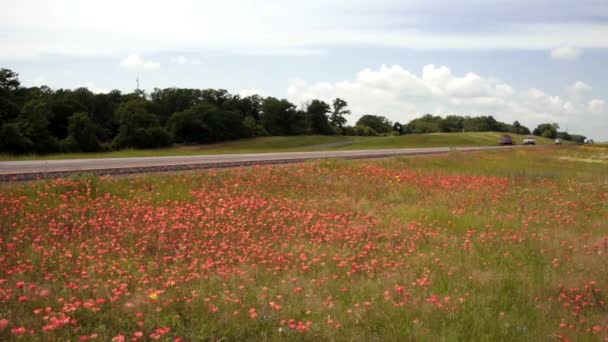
523;136;536;145
555;138;563;144
499;135;513;145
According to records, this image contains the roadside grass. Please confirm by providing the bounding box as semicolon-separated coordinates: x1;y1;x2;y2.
0;132;556;161
338;132;556;150
0;136;374;161
1;146;606;341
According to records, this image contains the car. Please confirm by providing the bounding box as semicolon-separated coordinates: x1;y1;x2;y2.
499;135;513;145
555;138;563;144
523;136;536;145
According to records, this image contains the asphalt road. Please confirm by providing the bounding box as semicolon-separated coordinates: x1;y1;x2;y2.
0;145;517;181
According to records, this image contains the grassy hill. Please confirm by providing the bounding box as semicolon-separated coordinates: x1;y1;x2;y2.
0;132;558;160
336;132;556;150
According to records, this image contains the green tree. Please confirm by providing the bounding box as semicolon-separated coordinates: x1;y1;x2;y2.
150;88;203;124
393;122;406;135
0;97;20;124
407;114;442;133
261;98;304;135
168;103;252;144
306;100;333;135
462;116;499;132
0;68;20;94
330;98;350;133
570;134;587;144
91;90;123;142
556;131;572;141
65;112;102;152
440;115;464;132
113;99;171;148
510;121;531;135
16;99;58;153
0;123;32;153
356;115;393;134
533;123;559;139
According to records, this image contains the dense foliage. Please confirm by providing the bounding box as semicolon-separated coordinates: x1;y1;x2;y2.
0;68;587;155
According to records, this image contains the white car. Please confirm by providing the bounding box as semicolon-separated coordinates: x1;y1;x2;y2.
523;136;536;145
555;138;562;144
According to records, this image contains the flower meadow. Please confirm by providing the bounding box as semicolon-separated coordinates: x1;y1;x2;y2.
1;146;607;341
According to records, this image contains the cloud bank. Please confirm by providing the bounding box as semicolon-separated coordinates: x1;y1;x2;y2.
2;0;608;58
550;46;582;61
120;54;160;71
288;65;606;137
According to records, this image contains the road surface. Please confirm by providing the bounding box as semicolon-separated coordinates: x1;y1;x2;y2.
0;145;519;181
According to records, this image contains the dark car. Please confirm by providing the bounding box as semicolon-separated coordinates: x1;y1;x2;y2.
499;135;513;145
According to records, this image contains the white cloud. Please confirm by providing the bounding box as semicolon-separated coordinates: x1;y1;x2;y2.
568;81;592;94
287;64;606;135
32;76;49;87
238;89;263;97
170;56;201;65
588;99;605;114
77;82;110;94
120;54;160;71
550;46;581;60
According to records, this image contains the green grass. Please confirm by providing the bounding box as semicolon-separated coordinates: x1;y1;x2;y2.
0;132;557;161
338;132;556;150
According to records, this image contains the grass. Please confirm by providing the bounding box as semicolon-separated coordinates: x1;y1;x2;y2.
1;145;606;341
0;132;557;161
338;132;556;150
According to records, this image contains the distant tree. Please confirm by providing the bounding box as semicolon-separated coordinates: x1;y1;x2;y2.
407;114;442;133
15;100;58;153
556;131;572;141
113;99;171;149
64;112;102;152
150;88;203;124
48;98;86;140
168;103;252;144
570;134;587;144
393;122;406;135
356;115;393;134
201;89;231;108
462;116;499;132
510;121;531;135
306;100;333;135
533;123;559;139
330;98;350;133
91;90;122;142
261;97;305;135
0;68;20;93
0;69;23;124
0;97;20;124
440;115;464;132
0;123;32;153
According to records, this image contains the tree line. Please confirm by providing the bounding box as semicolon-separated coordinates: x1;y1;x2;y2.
0;68;587;155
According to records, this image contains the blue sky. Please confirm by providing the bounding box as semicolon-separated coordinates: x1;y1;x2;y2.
1;0;607;139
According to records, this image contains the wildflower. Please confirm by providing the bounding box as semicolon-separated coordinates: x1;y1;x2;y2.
0;319;8;331
248;308;258;319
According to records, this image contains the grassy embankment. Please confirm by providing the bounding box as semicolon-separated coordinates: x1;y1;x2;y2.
1;145;606;341
0;132;557;161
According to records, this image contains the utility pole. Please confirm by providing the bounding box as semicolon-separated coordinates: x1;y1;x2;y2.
136;76;140;92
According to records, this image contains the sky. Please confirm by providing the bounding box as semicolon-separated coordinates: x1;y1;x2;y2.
1;0;607;139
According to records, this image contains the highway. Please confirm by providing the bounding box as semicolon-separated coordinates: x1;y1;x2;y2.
0;145;517;181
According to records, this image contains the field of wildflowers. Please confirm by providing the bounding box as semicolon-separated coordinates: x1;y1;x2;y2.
1;145;607;341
